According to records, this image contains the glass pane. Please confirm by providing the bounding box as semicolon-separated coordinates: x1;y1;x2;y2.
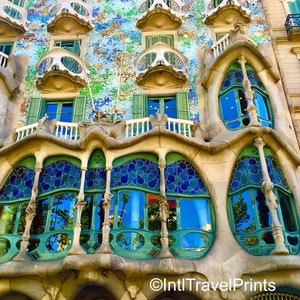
46;233;71;252
0;238;10;257
82;194;104;231
50;193;76;230
231;191;256;232
148;195;161;232
17;202;28;235
148;99;160;116
0;43;13;55
181;232;209;250
278;190;298;232
0;203;19;234
118;191;144;229
255;91;270;121
60;103;73;122
168;199;177;231
254;189;271;229
116;232;145;250
220;91;239;121
180;199;211;231
31;198;49;234
46;103;58;121
164;98;177;118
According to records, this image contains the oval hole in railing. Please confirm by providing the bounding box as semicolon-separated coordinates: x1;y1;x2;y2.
71;2;88;16
3;6;22;20
61;56;82;74
116;232;145;251
46;233;71;252
0;238;10;257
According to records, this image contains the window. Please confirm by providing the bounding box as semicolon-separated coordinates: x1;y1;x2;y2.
132;91;189;120
146;34;174;48
228;147;300;255
289;0;300;14
26;96;86;125
0;43;13;56
54;40;81;56
219;63;273;130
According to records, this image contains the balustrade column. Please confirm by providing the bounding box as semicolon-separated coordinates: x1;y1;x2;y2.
68;167;87;255
157;152;173;258
238;56;261;127
254;137;289;255
97;167;113;254
13;165;42;261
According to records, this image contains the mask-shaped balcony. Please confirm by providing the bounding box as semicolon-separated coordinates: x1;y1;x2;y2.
47;0;94;35
136;0;183;31
203;0;251;26
134;42;188;89
35;47;88;93
0;1;28;37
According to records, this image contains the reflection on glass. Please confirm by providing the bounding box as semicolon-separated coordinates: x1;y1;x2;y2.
82;194;104;231
31;198;49;234
116;232;145;250
0;204;19;234
232;192;256;232
118;191;144;229
46;234;71;252
50;193;76;230
180;199;211;231
17;202;28;235
220;91;238;121
0;238;10;257
279;190;298;232
254;189;271;229
181;233;209;250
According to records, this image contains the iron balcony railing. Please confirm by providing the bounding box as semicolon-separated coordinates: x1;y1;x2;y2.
0;0;28;29
285;14;300;37
16;117;194;141
0;51;8;68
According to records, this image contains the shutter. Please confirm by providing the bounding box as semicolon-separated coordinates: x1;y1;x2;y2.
289;1;300;13
26;97;45;125
73;40;81;56
176;91;189;120
132;94;148;119
72;96;86;123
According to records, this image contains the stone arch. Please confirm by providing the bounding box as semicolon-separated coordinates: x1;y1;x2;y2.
72;285;116;300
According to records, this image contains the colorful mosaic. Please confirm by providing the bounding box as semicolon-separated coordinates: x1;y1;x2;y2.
17;0;270;125
230;156;289;192
85;168;106;190
165;160;207;194
0;166;35;201
111;159;160;191
38;161;81;195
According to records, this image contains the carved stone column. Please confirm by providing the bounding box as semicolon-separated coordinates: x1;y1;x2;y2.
68;167;87;255
13;165;42;261
157;154;173;258
97;167;113;254
254;137;289;255
238;56;261;128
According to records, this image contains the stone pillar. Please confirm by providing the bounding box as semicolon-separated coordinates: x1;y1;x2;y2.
97;167;113;254
68;167;87;255
238;56;261;128
13;164;42;261
254;137;289;255
157;154;173;258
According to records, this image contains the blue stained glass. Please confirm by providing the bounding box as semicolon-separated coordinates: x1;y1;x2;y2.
0;166;35;201
166;160;206;195
111;159;160;191
230;154;289;192
38;161;81;195
85;168;106;190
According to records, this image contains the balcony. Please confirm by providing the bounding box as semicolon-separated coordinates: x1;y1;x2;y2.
134;42;188;89
285;14;300;42
47;0;94;35
35;47;88;93
0;0;28;37
203;0;251;26
136;0;184;31
16;116;194;142
0;51;8;68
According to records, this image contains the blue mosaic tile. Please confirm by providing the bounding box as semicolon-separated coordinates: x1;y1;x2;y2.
165;161;206;195
0;167;35;201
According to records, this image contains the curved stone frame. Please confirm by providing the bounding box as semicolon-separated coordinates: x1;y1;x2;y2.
197;40;296;142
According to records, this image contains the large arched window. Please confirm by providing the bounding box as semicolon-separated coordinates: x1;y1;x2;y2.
228;147;300;255
219;63;273;130
0;157;35;263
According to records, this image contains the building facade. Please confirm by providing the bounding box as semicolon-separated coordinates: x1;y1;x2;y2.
0;0;300;299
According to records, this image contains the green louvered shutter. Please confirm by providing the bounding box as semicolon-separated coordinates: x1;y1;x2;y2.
176;91;189;120
289;1;300;13
26;97;46;125
132;94;148;119
72;96;86;123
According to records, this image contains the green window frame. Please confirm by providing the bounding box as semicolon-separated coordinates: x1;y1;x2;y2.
146;34;174;48
289;0;300;13
132;91;189;120
0;43;14;56
228;147;300;256
26;96;86;125
54;40;81;56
